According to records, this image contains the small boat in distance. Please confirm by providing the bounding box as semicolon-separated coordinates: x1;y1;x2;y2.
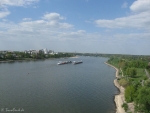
57;61;72;65
73;60;83;64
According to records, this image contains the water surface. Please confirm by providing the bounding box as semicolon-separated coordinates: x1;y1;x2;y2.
0;56;118;113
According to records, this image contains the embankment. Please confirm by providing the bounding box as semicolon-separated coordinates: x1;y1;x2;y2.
105;62;125;113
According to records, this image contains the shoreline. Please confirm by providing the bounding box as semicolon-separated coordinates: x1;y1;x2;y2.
105;62;126;113
0;56;78;63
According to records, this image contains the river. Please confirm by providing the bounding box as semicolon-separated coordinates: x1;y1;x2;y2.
0;56;118;113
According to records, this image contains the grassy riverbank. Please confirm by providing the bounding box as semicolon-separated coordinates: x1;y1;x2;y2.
107;56;150;113
105;62;126;113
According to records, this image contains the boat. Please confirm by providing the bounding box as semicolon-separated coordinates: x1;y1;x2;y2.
57;61;72;65
73;60;83;64
57;62;66;65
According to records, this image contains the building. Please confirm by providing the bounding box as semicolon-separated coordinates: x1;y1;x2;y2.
43;48;48;54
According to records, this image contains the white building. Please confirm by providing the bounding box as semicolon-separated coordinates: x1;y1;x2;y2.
43;48;48;54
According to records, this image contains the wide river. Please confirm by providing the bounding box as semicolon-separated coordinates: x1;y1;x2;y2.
0;56;118;113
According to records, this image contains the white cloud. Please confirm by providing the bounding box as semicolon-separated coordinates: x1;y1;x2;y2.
95;11;150;29
22;18;32;21
42;13;65;21
0;16;150;54
0;13;73;33
122;1;128;8
0;0;39;18
0;0;39;7
95;0;150;30
0;11;10;18
19;14;73;30
130;0;150;13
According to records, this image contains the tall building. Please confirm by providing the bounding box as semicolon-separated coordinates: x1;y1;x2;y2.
43;48;48;54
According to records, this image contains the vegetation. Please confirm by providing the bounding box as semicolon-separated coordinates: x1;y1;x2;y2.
118;78;129;87
107;55;150;113
122;103;128;112
134;86;150;113
125;85;135;102
0;51;74;61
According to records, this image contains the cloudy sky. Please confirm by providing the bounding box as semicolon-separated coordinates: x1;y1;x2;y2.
0;0;150;55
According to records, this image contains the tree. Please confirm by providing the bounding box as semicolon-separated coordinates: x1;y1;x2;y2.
125;85;136;102
135;87;150;113
145;80;150;87
125;67;137;78
119;78;129;87
6;53;14;60
122;103;128;112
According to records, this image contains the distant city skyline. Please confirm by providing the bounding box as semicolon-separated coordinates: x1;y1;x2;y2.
0;0;150;55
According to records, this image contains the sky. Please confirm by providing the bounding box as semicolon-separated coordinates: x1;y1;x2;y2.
0;0;150;55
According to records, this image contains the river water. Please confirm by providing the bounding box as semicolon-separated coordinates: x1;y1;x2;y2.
0;56;118;113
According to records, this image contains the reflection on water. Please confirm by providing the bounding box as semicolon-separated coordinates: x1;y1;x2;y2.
0;56;118;113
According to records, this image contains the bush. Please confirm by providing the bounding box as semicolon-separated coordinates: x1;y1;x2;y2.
143;76;148;80
122;103;128;112
118;78;129;88
125;85;135;102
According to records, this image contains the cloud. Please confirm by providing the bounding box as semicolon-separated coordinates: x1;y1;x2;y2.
0;13;73;35
22;18;32;21
95;0;150;30
19;13;73;30
130;0;150;13
0;11;10;18
95;11;150;29
122;1;128;8
42;13;65;21
0;0;39;18
0;0;39;7
0;16;150;54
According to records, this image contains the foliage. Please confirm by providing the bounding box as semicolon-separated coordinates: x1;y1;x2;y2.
134;87;150;113
0;51;74;61
122;103;128;112
107;55;150;112
118;78;129;88
125;85;136;102
125;67;137;77
145;79;150;87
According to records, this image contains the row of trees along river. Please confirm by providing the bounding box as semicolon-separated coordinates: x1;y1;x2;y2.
107;55;150;113
0;51;74;61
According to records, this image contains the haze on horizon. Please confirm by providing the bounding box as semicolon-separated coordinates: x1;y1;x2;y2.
0;0;150;55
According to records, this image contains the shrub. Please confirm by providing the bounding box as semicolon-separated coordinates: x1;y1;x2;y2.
118;78;129;88
122;103;128;112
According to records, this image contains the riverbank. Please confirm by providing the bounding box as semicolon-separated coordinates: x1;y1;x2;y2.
0;56;79;63
105;62;126;113
70;56;79;58
0;58;42;63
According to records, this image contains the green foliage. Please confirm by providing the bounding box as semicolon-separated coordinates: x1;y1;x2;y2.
118;78;129;88
143;75;148;80
145;80;150;87
0;51;74;61
122;103;128;112
125;85;136;102
135;87;150;113
107;55;150;113
125;67;137;77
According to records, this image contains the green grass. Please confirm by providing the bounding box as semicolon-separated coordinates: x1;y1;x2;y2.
128;68;147;82
136;68;146;77
108;60;148;84
108;61;119;68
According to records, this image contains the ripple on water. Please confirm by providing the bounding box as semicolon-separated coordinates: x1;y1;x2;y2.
0;57;117;113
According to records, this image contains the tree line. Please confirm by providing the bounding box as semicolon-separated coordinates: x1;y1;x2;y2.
108;55;150;113
0;51;74;61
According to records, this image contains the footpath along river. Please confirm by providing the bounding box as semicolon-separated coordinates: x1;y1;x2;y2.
0;56;119;113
